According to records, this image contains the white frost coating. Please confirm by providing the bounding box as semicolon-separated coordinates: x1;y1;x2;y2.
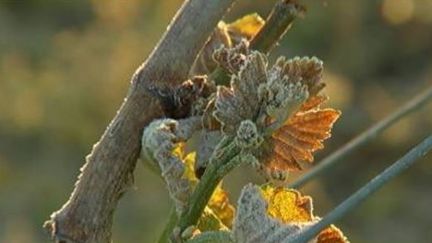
233;184;318;243
236;120;263;149
141;117;201;214
263;63;310;130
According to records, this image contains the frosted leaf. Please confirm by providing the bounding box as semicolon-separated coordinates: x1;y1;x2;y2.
233;184;316;243
236;120;263;149
212;49;341;181
232;184;349;243
214;51;268;135
190;13;264;75
213;39;249;75
141;117;201;214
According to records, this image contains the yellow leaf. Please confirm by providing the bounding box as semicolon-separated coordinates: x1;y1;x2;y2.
260;185;313;223
259;185;349;243
234;184;348;242
172;142;185;158
182;151;198;183
227;13;265;39
208;184;236;228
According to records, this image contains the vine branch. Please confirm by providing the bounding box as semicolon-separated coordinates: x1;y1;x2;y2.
44;0;236;242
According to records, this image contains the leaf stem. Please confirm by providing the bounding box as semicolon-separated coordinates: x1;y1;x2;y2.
158;206;178;243
291;134;432;243
177;137;241;233
290;86;432;189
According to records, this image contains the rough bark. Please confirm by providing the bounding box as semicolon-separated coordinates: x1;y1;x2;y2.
44;0;235;242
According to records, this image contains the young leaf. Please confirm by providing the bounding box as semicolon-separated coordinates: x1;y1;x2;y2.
141;117;201;214
232;184;348;243
190;13;264;75
212;44;340;182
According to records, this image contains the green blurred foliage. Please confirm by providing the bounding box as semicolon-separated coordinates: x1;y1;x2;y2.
1;0;432;242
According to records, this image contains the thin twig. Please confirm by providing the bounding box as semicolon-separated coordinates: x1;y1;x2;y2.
250;0;305;54
290;86;432;189
291;134;432;242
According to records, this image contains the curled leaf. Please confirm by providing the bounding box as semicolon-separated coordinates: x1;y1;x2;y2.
141;117;201;214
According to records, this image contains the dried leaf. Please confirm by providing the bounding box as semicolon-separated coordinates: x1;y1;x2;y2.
148;76;216;119
317;225;349;243
261;107;340;176
260;57;340;180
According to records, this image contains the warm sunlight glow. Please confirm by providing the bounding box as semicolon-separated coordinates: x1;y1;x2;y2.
382;0;414;25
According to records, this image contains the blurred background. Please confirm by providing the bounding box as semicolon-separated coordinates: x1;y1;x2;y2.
1;0;432;242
